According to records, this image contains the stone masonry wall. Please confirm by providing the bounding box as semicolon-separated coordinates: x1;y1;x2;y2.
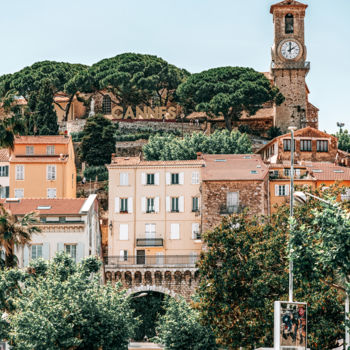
201;179;269;233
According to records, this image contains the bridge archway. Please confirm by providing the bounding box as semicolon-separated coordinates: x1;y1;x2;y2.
127;285;178;299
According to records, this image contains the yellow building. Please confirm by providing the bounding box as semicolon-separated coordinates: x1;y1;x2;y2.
9;135;76;199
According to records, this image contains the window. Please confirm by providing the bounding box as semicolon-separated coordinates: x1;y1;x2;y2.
47;188;56;198
192;223;200;240
65;244;77;261
284;168;301;177
14;189;24;198
102;95;112;114
119;224;128;240
0;166;8;177
31;244;43;260
145;223;156;239
227;192;239;212
300;140;312;152
192;197;199;212
147;173;155;185
283;139;294;152
119;250;128;261
0;186;9;198
120;198;128;213
275;184;290;197
15;165;24;180
120;173;129;186
170;223;180;239
171;173;179;185
317;140;328;152
147;198;155;213
47;165;56;180
26;146;34;155
171;197;179;212
47;145;55;155
285;13;294;34
191;172;199;184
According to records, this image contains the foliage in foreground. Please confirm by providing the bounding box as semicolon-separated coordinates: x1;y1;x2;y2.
0;254;135;350
336;128;350;153
143;129;252;161
197;186;345;349
154;297;218;350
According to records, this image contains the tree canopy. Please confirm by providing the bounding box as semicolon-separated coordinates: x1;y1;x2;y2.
197;186;345;349
80;114;117;166
143;130;252;161
65;53;190;110
336;129;350;153
1;254;135;350
176;66;284;131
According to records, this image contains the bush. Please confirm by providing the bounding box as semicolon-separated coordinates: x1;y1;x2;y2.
83;166;108;181
238;124;251;134
71;131;84;142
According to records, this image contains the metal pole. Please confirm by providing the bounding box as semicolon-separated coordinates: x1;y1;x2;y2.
346;292;349;349
289;126;296;303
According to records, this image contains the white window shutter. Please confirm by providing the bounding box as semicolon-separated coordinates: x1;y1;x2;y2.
166;172;171;185
43;242;50;260
155;197;160;213
285;185;290;196
170;223;180;240
119;224;128;240
192;171;199;184
141;197;146;213
275;185;279;196
76;243;85;263
115;197;120;213
192;223;199;239
57;242;64;252
23;245;29;267
179;196;184;212
141;173;146;185
179;172;184;185
128;197;133;213
155;172;160;185
120;250;124;258
166;196;170;212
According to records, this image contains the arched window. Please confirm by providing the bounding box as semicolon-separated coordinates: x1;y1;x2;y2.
285;14;294;34
102;95;112;114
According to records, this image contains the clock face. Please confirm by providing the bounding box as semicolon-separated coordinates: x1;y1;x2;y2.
280;40;301;60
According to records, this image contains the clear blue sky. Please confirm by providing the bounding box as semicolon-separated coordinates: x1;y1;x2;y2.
1;0;349;133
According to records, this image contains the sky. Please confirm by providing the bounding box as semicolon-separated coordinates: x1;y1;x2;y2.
0;0;349;133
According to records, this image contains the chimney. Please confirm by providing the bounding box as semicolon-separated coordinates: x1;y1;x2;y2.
196;152;203;160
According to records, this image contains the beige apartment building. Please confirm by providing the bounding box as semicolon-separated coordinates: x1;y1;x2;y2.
107;156;204;264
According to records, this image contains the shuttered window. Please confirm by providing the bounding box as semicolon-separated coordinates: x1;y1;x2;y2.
16;165;24;180
31;245;43;260
47;165;56;180
300;140;312;152
65;244;77;262
120;173;129;186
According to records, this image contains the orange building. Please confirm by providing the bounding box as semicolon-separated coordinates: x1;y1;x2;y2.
9;135;76;199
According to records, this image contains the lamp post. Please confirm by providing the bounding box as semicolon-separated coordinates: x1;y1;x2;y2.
294;190;350;348
288;126;297;302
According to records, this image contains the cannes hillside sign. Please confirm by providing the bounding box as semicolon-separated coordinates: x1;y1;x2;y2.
112;106;178;120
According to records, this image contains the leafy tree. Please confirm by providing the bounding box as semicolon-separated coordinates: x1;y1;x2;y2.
66;53;189;110
197;186;345;349
154;297;218;350
27;79;59;135
1;254;135;350
143;129;252;161
336;129;350;153
80;114;116;166
0;206;40;268
0;60;87;121
267;126;282;139
176;67;284;131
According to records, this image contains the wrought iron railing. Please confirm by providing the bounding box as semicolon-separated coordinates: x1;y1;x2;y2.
104;255;199;267
271;61;310;70
136;238;164;247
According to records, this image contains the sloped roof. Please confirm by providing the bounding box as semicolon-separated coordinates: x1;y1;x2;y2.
0;198;87;215
14;135;70;145
202;154;268;181
108;156;204;167
270;0;308;13
305;163;350;181
0;148;9;162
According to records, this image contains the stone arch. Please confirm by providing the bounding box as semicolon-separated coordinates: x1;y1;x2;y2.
164;271;172;284
125;271;132;286
154;271;162;286
194;270;200;282
174;271;182;285
126;285;178;299
105;271;112;282
134;271;142;285
115;271;122;282
184;270;192;286
144;271;152;285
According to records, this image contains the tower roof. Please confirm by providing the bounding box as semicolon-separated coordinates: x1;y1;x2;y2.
270;0;308;14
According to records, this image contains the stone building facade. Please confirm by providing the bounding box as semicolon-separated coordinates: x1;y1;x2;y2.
200;154;269;232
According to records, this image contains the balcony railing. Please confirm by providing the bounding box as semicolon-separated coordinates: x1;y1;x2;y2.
104;255;199;267
271;61;310;70
219;205;243;215
136;238;164;247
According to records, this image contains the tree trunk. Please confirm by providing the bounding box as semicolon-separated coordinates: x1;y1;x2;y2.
224;115;232;132
64;94;75;121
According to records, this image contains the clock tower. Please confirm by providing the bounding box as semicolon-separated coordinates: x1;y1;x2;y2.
270;0;311;132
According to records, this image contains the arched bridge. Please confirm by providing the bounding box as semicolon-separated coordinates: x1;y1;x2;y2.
104;255;199;300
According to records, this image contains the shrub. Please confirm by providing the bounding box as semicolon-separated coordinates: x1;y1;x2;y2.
83;166;108;181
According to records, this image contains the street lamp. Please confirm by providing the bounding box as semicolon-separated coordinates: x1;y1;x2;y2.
293;190;350;348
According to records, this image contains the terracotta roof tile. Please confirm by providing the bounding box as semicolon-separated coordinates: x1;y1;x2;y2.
305;163;350;181
14;135;70;145
202;154;268;181
10;156;69;163
109;156;204;167
0;148;9;162
0;198;87;215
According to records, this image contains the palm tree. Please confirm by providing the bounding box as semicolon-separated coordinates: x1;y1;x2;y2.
0;205;41;268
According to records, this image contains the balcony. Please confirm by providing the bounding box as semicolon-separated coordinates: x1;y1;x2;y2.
104;255;199;267
271;61;310;70
219;204;243;215
136;234;164;247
